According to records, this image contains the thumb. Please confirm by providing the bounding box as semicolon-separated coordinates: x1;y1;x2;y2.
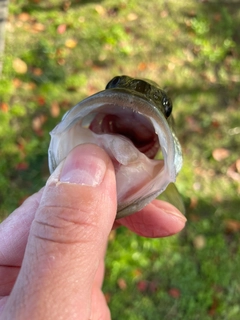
3;144;117;320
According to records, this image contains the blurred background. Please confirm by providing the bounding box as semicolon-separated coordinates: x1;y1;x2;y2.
0;0;240;318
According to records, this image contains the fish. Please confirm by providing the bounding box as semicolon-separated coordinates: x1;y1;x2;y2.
48;75;183;219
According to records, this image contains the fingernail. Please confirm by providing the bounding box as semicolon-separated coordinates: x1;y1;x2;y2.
165;209;187;222
60;145;107;186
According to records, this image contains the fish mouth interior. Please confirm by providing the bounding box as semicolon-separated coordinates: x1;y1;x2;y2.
83;105;161;160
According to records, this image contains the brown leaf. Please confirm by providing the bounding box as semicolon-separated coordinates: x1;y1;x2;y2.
50;101;60;118
12;78;22;88
193;235;206;249
12;58;28;74
212;148;230;161
32;22;45;32
225;219;240;233
0;102;9;112
104;293;111;303
117;278;127;290
32;68;43;76
236;159;240;173
108;230;116;241
95;5;106;16
37;96;46;106
32;114;47;132
65;39;77;48
211;120;220;128
138;62;147;71
57;24;67;34
227;162;240;182
186;116;202;133
133;268;142;277
189;197;198;209
15;162;28;170
168;288;180;298
127;13;138;21
137;280;148;292
18;13;31;22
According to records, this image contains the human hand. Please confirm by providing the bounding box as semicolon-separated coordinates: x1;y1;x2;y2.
0;144;186;319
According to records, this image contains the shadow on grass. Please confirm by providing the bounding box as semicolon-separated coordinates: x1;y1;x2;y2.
21;0;103;12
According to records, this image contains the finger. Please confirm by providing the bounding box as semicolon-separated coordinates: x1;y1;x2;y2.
2;144;117;320
90;258;111;320
0;266;20;296
114;199;187;237
0;188;44;266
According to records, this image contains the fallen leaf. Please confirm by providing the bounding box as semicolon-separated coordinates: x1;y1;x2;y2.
236;159;240;173
32;22;45;32
32;114;47;131
117;278;127;290
37;96;46;106
212;148;230;161
160;10;168;18
95;4;106;16
137;280;148;292
208;296;219;316
225;219;240;233
32;68;43;76
189;197;198;209
57;58;66;65
214;13;222;21
50;101;60;118
104;293;111;303
138;62;147;71
12;78;22;88
57;24;67;34
108;230;116;241
193;235;206;249
211;120;220;128
65;39;78;48
0;102;9;112
12;58;28;74
227;162;240;182
127;13;138;21
133;269;142;277
186;116;202;133
18;12;31;22
15;162;28;170
168;288;180;298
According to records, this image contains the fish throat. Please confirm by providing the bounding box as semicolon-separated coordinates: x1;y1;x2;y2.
88;107;160;159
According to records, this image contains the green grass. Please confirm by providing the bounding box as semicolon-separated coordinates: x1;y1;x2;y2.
1;0;240;318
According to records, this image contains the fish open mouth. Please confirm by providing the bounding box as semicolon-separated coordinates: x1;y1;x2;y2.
49;90;181;217
88;106;161;160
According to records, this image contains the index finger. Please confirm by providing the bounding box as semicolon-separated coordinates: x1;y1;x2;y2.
114;199;187;237
0;188;44;266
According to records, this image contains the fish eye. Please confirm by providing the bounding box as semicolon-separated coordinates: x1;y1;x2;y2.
105;76;121;89
162;96;172;118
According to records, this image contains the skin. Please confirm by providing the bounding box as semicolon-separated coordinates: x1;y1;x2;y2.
0;144;186;320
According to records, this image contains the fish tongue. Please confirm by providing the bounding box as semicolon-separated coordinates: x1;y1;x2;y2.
96;132;139;166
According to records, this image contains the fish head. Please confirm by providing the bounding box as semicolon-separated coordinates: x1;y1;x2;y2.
48;75;183;218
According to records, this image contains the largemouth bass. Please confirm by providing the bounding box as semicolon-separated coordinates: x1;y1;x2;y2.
48;75;183;219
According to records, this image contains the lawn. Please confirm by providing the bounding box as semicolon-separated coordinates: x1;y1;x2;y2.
1;0;240;318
